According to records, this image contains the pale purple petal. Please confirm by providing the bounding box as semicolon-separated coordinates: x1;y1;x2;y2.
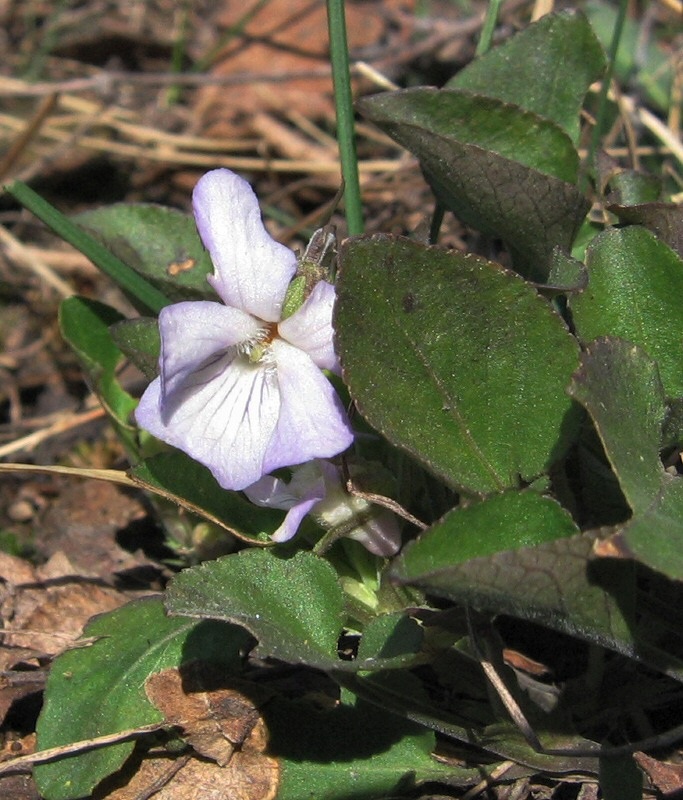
193;169;297;321
157;301;260;407
244;475;325;542
245;466;327;542
263;341;353;473
243;474;297;509
136;358;281;491
268;497;321;542
277;281;339;372
348;511;402;556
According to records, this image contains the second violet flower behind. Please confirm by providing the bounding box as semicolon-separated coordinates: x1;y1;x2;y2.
136;169;354;491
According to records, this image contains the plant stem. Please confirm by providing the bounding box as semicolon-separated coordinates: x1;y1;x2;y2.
476;0;504;57
327;0;364;235
6;181;169;314
586;0;628;174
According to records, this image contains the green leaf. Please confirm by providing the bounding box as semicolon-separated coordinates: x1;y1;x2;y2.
110;317;160;381
34;597;249;800
165;550;345;669
396;491;578;577
396;529;632;657
339;671;603;777
606;170;662;205
542;248;588;294
607;203;683;260
358;90;588;280
569;226;683;396
6;181;169;314
608;480;683;581
59;297;138;453
446;10;606;143
395;513;683;680
357;613;424;663
267;696;464;800
75;204;216;301
362;89;579;182
568;338;667;515
335;235;580;495
569;339;683;581
129;452;284;543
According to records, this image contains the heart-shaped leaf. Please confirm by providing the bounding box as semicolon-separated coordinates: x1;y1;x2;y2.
165;550;344;669
358;91;589;280
335;235;580;495
570;226;683;396
396;525;683;680
446;10;605;143
34;598;248;800
362;89;579;182
395;491;579;576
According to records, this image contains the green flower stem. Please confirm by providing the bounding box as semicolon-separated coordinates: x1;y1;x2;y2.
327;0;364;235
476;0;504;56
586;0;628;176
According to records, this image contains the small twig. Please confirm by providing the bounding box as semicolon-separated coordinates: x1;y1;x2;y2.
622;94;683;166
353;61;399;92
0;723;173;775
0;461;134;486
467;610;544;753
467;609;683;758
0;408;106;458
341;450;428;530
0;224;74;298
0;93;58;181
461;761;516;800
344;483;428;530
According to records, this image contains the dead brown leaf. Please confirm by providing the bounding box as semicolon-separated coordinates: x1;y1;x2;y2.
145;663;274;768
0;773;41;800
195;0;415;137
0;550;127;671
38;479;154;579
0;734;39;800
96;747;279;800
634;751;683;796
98;663;283;800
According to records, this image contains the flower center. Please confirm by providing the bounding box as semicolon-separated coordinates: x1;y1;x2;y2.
246;322;279;364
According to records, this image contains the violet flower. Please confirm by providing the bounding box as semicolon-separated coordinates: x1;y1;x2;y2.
135;169;353;490
245;461;402;556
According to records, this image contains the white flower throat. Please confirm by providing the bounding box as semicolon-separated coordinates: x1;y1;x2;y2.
244;321;279;365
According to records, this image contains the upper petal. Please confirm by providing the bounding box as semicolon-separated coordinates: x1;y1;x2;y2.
193;169;297;321
157;301;260;409
263;341;353;473
277;280;340;373
136;357;281;491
